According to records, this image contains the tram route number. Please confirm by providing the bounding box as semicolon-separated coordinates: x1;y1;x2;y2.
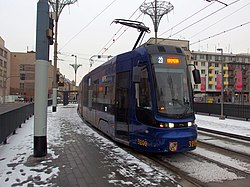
137;139;148;147
189;140;197;148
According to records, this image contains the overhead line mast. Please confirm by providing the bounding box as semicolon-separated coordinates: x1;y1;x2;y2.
49;0;77;112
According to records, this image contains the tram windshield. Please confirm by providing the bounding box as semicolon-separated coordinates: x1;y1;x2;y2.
151;55;193;118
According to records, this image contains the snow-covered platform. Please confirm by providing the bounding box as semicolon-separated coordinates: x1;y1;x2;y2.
0;104;179;186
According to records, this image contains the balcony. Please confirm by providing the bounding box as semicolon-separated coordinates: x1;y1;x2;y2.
224;81;229;85
224;74;229;78
209;66;214;70
223;66;228;71
208;81;214;85
208;73;214;77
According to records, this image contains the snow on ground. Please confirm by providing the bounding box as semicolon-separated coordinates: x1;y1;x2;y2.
0;105;177;186
0;105;250;186
195;114;250;137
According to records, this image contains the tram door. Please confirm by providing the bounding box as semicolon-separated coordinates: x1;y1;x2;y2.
115;71;130;141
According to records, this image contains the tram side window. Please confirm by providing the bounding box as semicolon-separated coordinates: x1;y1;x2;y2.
136;66;152;110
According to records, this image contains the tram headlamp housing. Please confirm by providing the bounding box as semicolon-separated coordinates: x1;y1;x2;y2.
158;121;195;128
159;122;175;128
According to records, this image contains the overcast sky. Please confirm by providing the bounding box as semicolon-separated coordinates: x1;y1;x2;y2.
0;0;249;83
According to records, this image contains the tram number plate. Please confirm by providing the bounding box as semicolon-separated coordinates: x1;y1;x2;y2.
189;140;197;148
137;139;148;147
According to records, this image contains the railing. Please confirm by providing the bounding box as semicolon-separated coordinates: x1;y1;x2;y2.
194;103;250;121
0;103;34;144
0;99;52;144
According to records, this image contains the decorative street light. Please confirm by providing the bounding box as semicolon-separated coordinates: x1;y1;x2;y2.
70;55;82;87
70;55;81;101
217;48;225;120
140;0;174;44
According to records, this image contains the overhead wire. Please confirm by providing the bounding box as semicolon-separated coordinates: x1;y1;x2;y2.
59;0;117;51
190;20;250;45
189;2;250;39
159;1;216;37
167;0;240;39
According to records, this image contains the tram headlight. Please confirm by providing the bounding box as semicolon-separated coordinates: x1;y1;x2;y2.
188;121;194;127
159;123;165;128
168;123;175;128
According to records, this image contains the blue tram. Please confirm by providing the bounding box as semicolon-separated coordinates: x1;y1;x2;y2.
78;44;200;153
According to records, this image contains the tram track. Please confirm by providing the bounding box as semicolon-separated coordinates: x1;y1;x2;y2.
198;134;250;158
128;151;206;187
198;127;250;141
197;129;250;157
126;128;250;187
184;151;250;177
138;148;250;187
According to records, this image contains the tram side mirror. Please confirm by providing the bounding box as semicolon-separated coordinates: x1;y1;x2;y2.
192;69;201;84
133;66;141;83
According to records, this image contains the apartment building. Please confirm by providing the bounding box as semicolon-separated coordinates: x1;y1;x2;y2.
0;37;11;101
191;51;250;103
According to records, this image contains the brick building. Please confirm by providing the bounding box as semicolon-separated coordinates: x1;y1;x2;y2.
10;51;54;100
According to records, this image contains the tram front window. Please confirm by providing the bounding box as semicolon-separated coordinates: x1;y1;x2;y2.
154;64;193;118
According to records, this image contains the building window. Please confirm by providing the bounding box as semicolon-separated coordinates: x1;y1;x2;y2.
201;62;205;66
0;59;2;66
0;48;3;56
3;51;7;58
194;61;198;66
20;65;24;71
201;69;206;74
20;83;24;89
20;73;25;80
194;85;198;89
199;54;204;60
215;63;219;67
208;55;213;61
4;61;7;68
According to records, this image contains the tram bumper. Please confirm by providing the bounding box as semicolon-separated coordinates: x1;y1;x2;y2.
132;126;197;153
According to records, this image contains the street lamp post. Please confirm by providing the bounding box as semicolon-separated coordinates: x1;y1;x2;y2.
205;74;207;103
217;48;225;120
70;55;82;100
